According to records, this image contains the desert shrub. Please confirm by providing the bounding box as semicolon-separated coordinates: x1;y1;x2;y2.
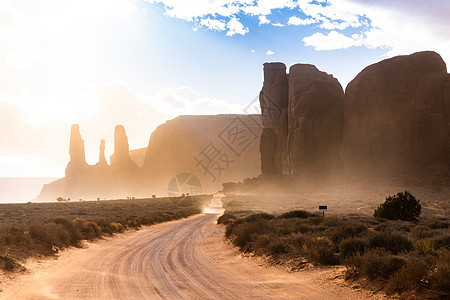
284;234;305;252
348;249;406;280
388;258;430;292
278;210;312;219
296;224;314;234
273;219;306;235
109;222;125;233
217;213;237;225
413;239;435;255
72;218;101;240
51;217;83;244
373;191;421;221
410;225;434;239
339;237;367;258
304;237;337;265
243;213;275;222
430;250;450;294
267;237;287;255
308;216;325;226
330;223;368;245
230;219;272;249
29;222;71;249
423;219;449;229
368;231;413;254
255;234;271;248
431;233;450;249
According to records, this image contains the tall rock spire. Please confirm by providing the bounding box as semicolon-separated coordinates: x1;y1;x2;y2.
65;124;88;176
111;125;137;171
259;62;289;176
95;139;108;167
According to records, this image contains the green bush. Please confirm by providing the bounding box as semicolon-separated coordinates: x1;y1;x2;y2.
374;191;421;221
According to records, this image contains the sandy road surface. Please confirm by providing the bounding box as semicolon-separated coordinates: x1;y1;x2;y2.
2;197;384;300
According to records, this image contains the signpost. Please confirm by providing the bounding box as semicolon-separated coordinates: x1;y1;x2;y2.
319;205;327;217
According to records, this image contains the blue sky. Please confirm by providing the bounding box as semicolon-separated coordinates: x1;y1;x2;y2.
0;0;449;177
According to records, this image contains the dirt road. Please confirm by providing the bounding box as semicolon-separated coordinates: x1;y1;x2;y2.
2;197;383;299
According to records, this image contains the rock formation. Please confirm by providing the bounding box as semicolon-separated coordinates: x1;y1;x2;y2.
259;63;289;175
37;115;262;201
259;63;345;177
288;64;344;176
343;51;450;175
65;124;88;176
111;125;137;171
96;139;108;167
37;51;450;202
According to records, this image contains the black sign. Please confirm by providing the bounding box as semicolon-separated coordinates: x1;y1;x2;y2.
319;206;327;211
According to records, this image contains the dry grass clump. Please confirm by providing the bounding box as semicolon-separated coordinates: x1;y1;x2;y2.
0;195;211;271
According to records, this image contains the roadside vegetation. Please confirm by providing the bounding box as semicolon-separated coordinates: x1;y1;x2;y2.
0;195;211;271
219;191;449;298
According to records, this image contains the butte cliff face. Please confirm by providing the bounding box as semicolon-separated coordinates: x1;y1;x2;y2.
259;62;345;178
288;64;344;176
343;51;450;175
143;114;262;195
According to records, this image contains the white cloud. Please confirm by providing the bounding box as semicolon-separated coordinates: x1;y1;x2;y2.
145;0;239;21
266;50;275;55
226;17;249;36
302;30;361;50
200;18;227;31
287;16;318;26
299;0;450;63
144;0;450;64
149;86;242;116
272;22;285;27
258;15;270;25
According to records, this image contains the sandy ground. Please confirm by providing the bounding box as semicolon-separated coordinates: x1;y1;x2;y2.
0;197;389;299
